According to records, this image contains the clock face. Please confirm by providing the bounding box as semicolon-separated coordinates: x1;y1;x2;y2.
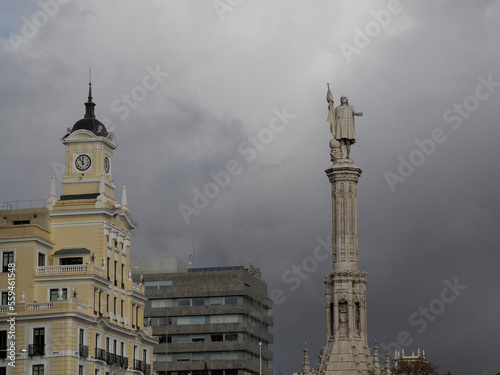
104;156;110;174
75;154;91;171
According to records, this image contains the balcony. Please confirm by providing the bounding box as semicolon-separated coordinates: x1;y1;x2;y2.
106;352;116;365
132;282;141;292
27;302;53;311
133;360;151;374
116;355;128;368
37;264;87;274
95;348;106;361
79;344;88;358
133;359;143;371
28;344;45;356
36;264;104;277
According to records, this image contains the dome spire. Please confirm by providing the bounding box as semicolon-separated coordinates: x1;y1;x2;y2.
84;67;96;119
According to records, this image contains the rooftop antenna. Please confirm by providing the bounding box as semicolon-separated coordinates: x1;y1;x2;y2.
84;66;95;119
188;241;195;269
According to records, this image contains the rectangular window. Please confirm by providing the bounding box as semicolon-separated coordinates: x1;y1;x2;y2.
150;316;171;326
79;329;85;346
225;351;238;360
144;281;157;290
211;334;223;342
225;296;238;305
158;280;172;289
149;299;172;308
210;315;238;324
33;328;45;355
2;252;13;272
33;365;44;375
224;315;238;323
192;335;205;343
153;353;171;362
191;316;205;324
209;297;223;305
0;368;6;375
38;253;46;267
210;352;223;360
50;288;67;301
177;353;190;361
60;257;82;265
225;333;238;341
79;365;84;375
158;335;168;344
177;298;190;307
177;335;190;343
0;331;7;360
192;298;204;306
177;317;190;325
1;292;7;306
192;353;205;361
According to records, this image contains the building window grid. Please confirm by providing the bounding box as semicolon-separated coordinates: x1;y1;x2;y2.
145;279;271;372
38;252;46;267
32;364;44;375
50;288;67;301
1;292;8;306
2;251;14;273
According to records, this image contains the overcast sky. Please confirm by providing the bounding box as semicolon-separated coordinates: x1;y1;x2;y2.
1;1;500;374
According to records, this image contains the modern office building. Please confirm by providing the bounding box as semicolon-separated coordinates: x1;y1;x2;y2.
0;85;156;375
131;258;273;375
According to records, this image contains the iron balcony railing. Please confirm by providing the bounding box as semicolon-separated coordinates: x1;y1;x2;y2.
133;359;143;371
79;344;88;358
94;348;106;361
106;352;116;365
116;355;128;368
28;344;45;356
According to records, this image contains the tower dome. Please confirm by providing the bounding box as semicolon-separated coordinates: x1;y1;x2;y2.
65;82;107;137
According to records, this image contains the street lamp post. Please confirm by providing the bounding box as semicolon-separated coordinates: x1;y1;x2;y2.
259;341;262;375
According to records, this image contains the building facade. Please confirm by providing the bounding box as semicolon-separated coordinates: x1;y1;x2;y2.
0;85;156;375
131;259;273;375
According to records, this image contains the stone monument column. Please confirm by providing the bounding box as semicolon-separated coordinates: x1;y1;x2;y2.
319;86;371;375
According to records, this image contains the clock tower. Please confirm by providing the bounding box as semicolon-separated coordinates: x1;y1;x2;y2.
61;82;116;204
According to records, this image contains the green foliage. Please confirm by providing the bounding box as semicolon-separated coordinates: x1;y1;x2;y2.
391;356;449;375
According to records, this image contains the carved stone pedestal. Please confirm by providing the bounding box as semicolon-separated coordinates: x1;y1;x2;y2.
319;161;372;375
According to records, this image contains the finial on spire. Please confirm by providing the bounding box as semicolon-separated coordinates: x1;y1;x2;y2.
47;175;57;210
121;186;128;210
84;67;96;119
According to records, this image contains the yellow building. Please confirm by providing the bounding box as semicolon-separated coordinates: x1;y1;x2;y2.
0;85;156;375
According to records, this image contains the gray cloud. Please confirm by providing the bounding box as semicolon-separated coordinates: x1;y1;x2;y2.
1;1;499;374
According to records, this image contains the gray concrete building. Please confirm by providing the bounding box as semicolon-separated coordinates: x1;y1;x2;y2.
130;258;273;375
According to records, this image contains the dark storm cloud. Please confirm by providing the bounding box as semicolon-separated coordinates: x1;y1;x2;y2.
1;1;499;374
